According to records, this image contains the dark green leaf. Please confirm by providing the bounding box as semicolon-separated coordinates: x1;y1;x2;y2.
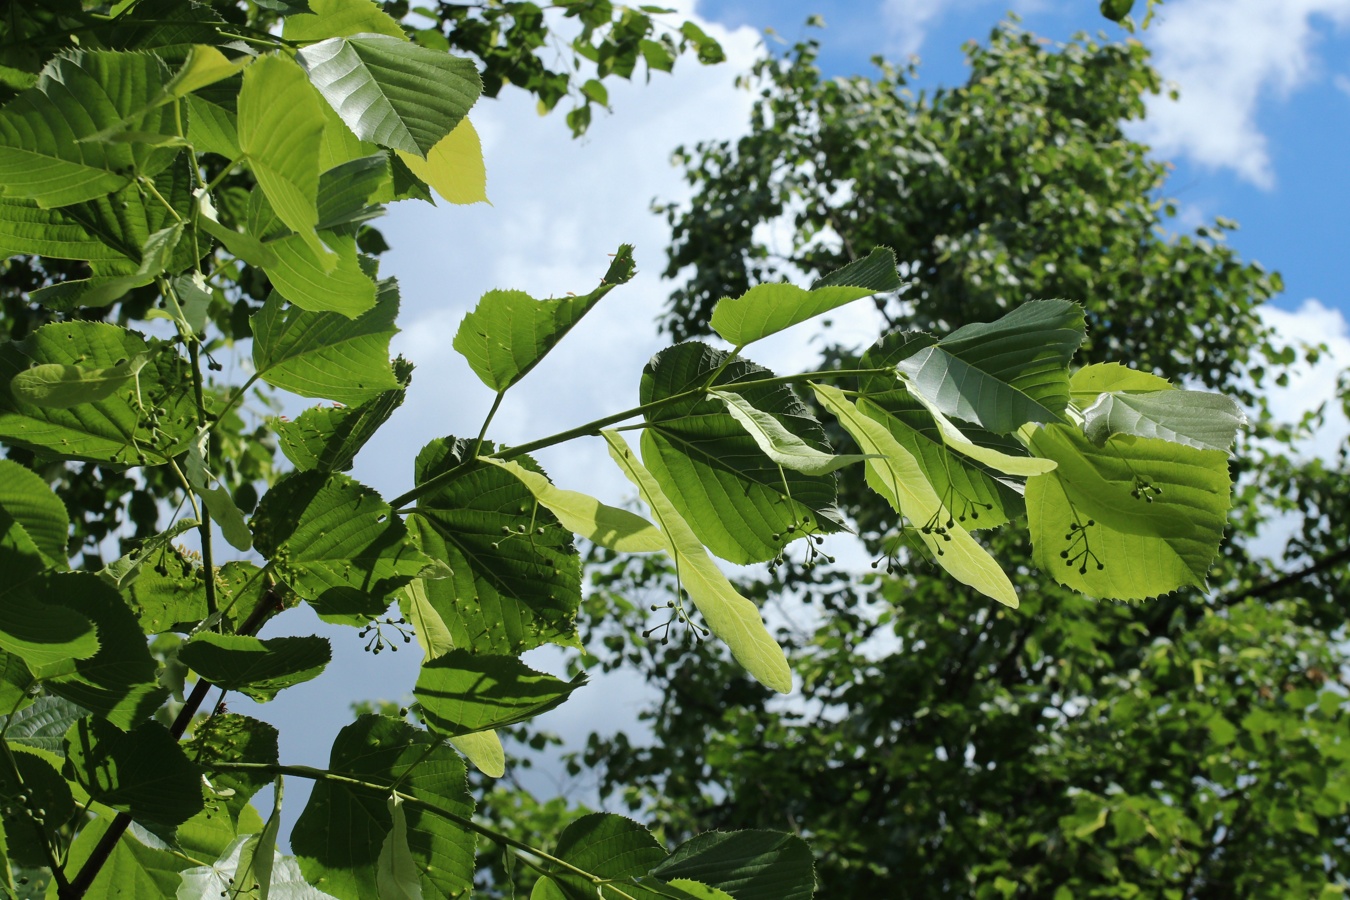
650;831;815;900
0;545;100;673
276;389;407;475
292;715;474;899
178;634;331;703
0;695;86;755
414;649;585;737
410;437;581;654
1101;0;1136;21
0;459;68;566
64;718;203;828
184;713;279;824
0;749;76;867
545;814;666;900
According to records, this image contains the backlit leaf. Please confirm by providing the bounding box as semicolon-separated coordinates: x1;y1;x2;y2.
1069;362;1171;407
178;634;331;703
604;430;792;693
396;118;487;205
284;0;407;42
710;389;869;475
415;650;584;737
11;354;149;409
0;458;68;566
454;246;636;392
183;714;279;823
377;795;423;900
1082;390;1245;453
545;813;666;900
275;386;407;474
264;231;377;316
447;730;505;779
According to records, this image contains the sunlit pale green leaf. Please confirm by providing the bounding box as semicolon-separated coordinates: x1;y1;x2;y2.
1069;361;1172;408
64;718;203;828
292;716;474;899
178;634;331;703
604;430;793;693
264;231;377;317
448;730;505;779
641;343;842;564
376;795;423;900
398;575;455;663
710;389;869;475
901;384;1057;476
710;247;900;346
238;54;331;263
396;118;487;205
415;650;584;737
1025;424;1232;600
410;437;581;654
186;428;253;551
454;246;636;391
0;51;177;207
896;299;1085;434
483;457;665;553
251;279;401;406
297;35;482;158
165;44;249;99
284;0;407;42
650;831;815;900
814;384;1018;608
251;471;430;623
1082;390;1245;453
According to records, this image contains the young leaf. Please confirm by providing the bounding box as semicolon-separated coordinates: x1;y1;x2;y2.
396;118;488;205
0;458;69;567
377;795;422;900
415;650;584;737
453;246;637;392
164;44;249;100
398;575;455;662
709;247;900;346
250;471;430;624
1025;424;1232;600
604;430;793;694
710;389;870;475
0;50;177;207
641;343;842;564
410;437;582;654
448;730;505;779
896;299;1085;434
264;231;378;317
482;457;665;553
296;35;482;158
284;0;408;42
178;634;331;703
238;54;331;264
813;384;1019;608
292;716;474;899
1082;390;1246;453
251;279;402;406
64;718;204;828
649;831;816;900
1069;362;1172;407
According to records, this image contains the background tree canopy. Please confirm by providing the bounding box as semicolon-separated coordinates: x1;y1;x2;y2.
486;21;1350;900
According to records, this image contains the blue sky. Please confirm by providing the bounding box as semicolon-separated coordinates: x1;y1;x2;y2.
244;0;1350;835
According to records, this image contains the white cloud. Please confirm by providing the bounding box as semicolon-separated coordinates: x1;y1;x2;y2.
1258;298;1350;455
883;0;948;57
1138;0;1350;188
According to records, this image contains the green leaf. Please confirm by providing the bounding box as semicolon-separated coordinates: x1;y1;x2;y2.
709;389;870;475
59;811;190;898
1101;0;1135;21
409;437;581;654
396;118;487;205
296;35;482;158
415;649;584;737
178;634;331;703
186;89;240;158
1082;390;1245;453
447;730;505;779
264;231;377;316
1025;424;1233;600
650;831;815;900
376;795;421;900
99;517;199;591
0;748;76;867
10;353;149;410
398;576;455;663
709;247;900;346
0;50;177;207
0;197;130;262
44;571;168;728
251;472;431;624
184;714;279;824
0;459;68;566
164;44;249;99
0;525;99;671
0;696;85;755
482;457;665;553
453;246;637;392
186;428;253;552
604;430;792;693
64;718;203;828
813;384;1019;608
292;715;474;900
238;54;330;263
1069;362;1171;407
641;343;842;565
543;813;667;900
0;648;35;716
0;322;195;466
275;387;407;474
197;189;277;267
316;154;389;231
179;827;333;900
251;281;402;406
895;299;1085;434
284;0;408;42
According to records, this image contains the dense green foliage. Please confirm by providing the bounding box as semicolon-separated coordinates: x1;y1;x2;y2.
519;23;1350;900
0;1;1278;898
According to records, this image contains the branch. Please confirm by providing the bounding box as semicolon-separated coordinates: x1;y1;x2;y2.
1219;544;1350;606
